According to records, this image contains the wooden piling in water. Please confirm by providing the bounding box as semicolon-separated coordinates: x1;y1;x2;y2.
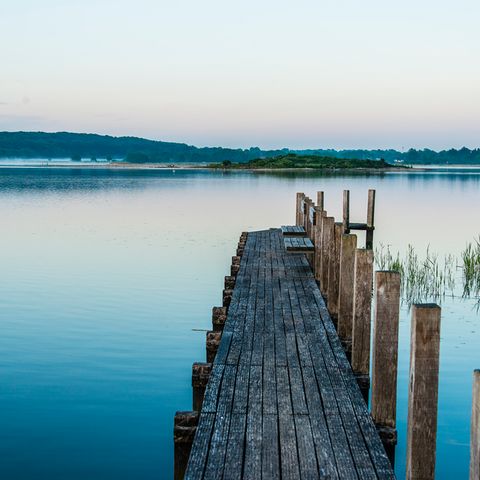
314;207;326;283
366;189;375;250
222;288;233;308
351;248;374;402
317;191;324;211
371;270;401;464
343;190;350;234
320;217;334;297
206;331;222;363
192;362;212;412
337;233;357;356
296;192;304;226
327;222;342;323
406;304;441;480
212;306;227;332
174;411;199;480
471;370;480;480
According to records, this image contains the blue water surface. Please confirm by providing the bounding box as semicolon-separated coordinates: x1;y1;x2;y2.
0;166;478;479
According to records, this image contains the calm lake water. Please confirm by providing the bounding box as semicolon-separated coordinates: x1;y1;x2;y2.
0;166;479;479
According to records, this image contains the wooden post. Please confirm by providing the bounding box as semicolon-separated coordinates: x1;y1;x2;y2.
343;190;350;234
174;411;199;480
192;362;212;412
327;222;342;324
212;306;227;332
303;197;310;233
320;217;334;297
471;370;480;480
231;255;241;277
296;192;304;226
206;331;222;363
224;276;235;290
317;191;324;211
314;208;326;283
366;189;376;250
371;271;401;465
406;304;441;480
351;248;374;403
223;288;233;307
337;234;357;356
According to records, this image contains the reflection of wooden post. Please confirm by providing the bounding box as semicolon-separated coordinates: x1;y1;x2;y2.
192;362;212;411
327;222;342;324
174;411;198;480
471;370;480;480
296;192;304;226
314;208;326;283
337;234;357;355
351;248;374;403
366;189;376;250
371;271;401;465
320;217;334;297
343;190;350;234
406;304;441;480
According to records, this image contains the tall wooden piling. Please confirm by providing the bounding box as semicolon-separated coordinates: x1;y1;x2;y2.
212;306;227;332
343;190;350;234
314;208;326;283
317;191;324;211
406;304;441;480
296;192;304;226
320;217;334;297
206;331;222;363
371;271;401;463
351;248;374;402
337;234;357;355
174;411;199;480
327;222;342;323
366;189;376;249
471;370;480;480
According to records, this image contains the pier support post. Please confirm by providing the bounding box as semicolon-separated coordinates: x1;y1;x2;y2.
224;276;235;290
212;306;227;332
471;370;480;480
406;304;441;480
206;331;222;363
314;208;326;283
343;190;350;234
337;234;357;358
327;222;342;325
223;288;233;308
296;192;304;226
366;189;376;249
317;191;324;211
320;216;334;297
192;362;212;412
351;248;374;403
371;271;401;465
231;255;241;277
174;411;199;480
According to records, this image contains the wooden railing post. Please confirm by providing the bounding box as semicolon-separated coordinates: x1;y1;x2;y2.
371;270;401;465
320;216;334;297
314;208;326;283
212;306;227;332
471;370;480;480
206;331;222;363
296;192;304;226
366;189;376;250
406;304;441;480
317;191;324;211
174;411;199;480
327;222;342;325
351;248;374;403
343;190;350;234
337;233;357;356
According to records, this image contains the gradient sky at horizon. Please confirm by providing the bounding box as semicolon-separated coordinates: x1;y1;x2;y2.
1;0;479;150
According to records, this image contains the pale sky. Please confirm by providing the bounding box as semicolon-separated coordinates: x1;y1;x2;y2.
1;0;479;150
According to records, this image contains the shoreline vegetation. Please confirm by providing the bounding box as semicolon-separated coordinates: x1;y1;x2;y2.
206;153;407;170
2;131;480;165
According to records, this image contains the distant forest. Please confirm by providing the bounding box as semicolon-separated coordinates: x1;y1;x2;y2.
1;131;480;165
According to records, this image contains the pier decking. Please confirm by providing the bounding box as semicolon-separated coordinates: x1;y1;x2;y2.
184;228;394;479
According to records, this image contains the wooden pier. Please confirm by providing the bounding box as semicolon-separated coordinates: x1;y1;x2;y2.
174;190;479;480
